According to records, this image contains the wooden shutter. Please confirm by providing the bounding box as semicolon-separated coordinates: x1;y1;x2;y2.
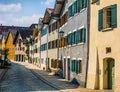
79;60;82;73
84;0;87;8
111;4;117;28
98;9;103;31
77;0;80;12
65;12;68;22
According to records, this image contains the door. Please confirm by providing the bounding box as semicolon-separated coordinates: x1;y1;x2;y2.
64;58;66;79
67;58;70;80
107;59;114;89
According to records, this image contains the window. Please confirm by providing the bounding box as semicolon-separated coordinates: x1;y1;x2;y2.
40;43;47;51
48;42;50;49
67;34;70;45
49;25;52;33
74;1;77;13
51;59;54;68
59;12;68;27
78;28;86;43
68;0;87;18
78;60;82;73
23;47;25;51
72;32;76;44
41;28;47;37
103;7;111;29
79;29;82;43
52;41;54;48
70;59;82;74
81;0;84;9
52;21;58;31
68;5;72;18
98;4;117;31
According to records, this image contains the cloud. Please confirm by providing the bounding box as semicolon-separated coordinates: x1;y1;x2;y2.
41;0;55;5
0;3;22;12
0;14;43;27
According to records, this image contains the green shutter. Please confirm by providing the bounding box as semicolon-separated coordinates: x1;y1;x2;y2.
75;60;78;74
70;33;73;45
111;4;117;28
82;28;86;43
77;0;80;12
75;30;79;44
84;0;87;8
98;9;103;31
68;7;70;18
72;4;74;16
70;60;72;71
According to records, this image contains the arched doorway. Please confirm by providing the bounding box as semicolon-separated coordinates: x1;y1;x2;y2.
103;58;115;89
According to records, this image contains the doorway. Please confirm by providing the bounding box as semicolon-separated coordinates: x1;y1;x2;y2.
67;58;70;80
103;58;115;89
64;58;66;79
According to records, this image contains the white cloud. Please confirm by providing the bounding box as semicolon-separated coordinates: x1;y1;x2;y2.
41;0;55;5
0;14;43;27
0;3;22;12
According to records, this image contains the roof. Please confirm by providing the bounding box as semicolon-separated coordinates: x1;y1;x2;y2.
42;8;54;24
53;0;65;17
5;29;18;44
13;29;33;44
29;24;38;30
19;29;33;39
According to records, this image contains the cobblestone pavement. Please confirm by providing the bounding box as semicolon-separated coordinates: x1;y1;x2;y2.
0;62;59;92
19;62;113;92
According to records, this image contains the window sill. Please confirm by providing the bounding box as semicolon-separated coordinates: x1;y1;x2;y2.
80;8;86;13
91;0;99;4
64;42;85;48
102;27;113;32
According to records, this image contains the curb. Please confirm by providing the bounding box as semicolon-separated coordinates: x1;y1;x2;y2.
29;69;62;90
0;69;8;82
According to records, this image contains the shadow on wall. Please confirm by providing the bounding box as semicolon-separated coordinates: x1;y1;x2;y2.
71;78;80;86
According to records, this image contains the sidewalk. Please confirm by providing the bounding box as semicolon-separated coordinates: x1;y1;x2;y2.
19;62;113;92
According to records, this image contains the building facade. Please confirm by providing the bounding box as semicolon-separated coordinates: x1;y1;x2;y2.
56;0;88;87
5;30;17;61
40;25;48;70
47;11;59;74
87;0;119;91
14;31;26;62
14;30;33;62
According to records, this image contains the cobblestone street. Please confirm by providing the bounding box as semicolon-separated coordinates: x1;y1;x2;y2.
0;62;58;92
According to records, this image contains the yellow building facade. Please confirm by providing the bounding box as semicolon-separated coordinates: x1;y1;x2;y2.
2;36;5;50
1;36;6;60
5;32;15;61
87;0;120;91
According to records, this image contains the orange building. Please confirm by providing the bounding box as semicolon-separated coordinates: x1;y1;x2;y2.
5;30;17;61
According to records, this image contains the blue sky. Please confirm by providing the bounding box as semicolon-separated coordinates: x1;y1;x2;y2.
0;0;55;27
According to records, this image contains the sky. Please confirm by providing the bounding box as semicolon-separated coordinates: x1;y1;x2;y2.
0;0;55;27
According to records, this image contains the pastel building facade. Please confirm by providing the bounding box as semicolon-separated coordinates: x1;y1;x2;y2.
48;15;59;73
57;0;88;87
87;0;119;91
40;25;48;70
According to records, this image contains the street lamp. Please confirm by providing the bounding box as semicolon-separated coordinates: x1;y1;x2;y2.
58;30;64;77
59;30;64;38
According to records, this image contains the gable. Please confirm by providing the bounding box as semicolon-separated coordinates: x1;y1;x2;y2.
6;32;13;44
